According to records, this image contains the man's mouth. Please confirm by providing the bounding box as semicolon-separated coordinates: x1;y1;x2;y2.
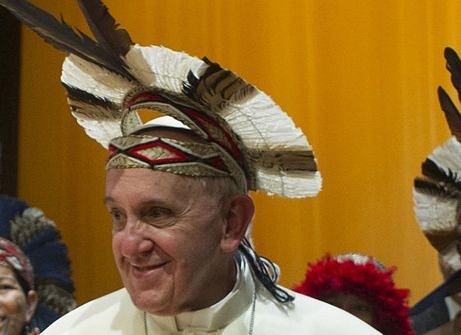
132;261;168;273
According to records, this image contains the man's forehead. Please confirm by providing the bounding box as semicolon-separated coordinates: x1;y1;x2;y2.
104;168;207;203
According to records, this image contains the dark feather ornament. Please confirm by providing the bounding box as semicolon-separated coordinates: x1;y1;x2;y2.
445;47;461;101
183;58;256;111
414;176;461;199
77;0;133;56
438;47;461;142
437;87;461;142
421;158;461;187
0;0;135;80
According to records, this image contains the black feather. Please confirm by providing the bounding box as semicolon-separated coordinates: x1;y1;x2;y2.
421;158;460;184
414;177;461;198
416;158;461;197
63;83;118;110
445;47;461;102
77;0;132;56
438;86;461;142
183;57;256;110
0;0;135;80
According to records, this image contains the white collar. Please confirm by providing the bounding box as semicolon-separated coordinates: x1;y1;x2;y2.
146;257;255;333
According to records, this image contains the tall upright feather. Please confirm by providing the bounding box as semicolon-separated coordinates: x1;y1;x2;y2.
445;47;461;102
0;0;135;80
438;48;461;142
437;86;461;142
77;0;133;56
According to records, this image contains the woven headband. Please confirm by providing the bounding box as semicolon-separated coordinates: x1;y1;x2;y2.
108;86;249;192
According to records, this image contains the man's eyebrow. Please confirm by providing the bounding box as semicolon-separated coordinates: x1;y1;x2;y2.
103;196;114;205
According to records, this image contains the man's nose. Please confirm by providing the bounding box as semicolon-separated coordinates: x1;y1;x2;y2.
119;220;155;258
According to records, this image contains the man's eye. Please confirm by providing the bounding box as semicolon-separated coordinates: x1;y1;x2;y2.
144;208;175;227
109;209;126;231
146;207;169;218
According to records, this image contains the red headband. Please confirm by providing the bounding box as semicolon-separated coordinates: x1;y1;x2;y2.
0;237;34;291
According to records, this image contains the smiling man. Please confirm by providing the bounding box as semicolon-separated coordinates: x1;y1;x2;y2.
0;0;382;334
105;163;249;316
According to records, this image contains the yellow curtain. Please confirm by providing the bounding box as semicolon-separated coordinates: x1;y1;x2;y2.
16;0;461;305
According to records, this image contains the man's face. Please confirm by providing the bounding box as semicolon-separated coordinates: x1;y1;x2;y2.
105;168;232;315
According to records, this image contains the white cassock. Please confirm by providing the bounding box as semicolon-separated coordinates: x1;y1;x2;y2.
41;257;381;335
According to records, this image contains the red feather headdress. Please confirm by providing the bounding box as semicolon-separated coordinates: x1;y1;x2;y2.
293;254;414;335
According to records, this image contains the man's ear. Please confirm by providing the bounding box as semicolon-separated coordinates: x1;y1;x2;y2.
220;194;255;253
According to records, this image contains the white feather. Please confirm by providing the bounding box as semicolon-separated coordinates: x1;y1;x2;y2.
413;189;458;232
222;90;320;197
125;45;205;93
257;169;322;198
61;55;135;104
428;136;461;180
221;91;310;149
70;100;122;148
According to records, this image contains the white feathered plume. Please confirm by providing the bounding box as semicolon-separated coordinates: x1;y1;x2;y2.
413;47;461;252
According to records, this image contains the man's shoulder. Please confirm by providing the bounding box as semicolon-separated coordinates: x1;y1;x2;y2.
253;288;381;334
41;288;139;335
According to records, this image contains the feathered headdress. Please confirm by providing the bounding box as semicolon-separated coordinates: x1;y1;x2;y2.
0;196;75;332
293;253;414;335
411;49;461;332
413;47;461;266
0;0;321;198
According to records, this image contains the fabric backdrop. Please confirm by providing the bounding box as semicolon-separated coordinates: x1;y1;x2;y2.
15;0;461;305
